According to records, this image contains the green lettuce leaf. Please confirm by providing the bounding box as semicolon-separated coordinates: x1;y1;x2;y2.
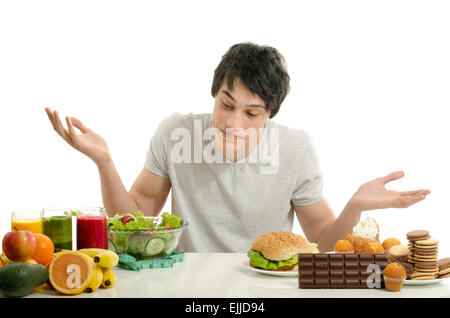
158;212;182;228
108;211;154;230
247;249;298;270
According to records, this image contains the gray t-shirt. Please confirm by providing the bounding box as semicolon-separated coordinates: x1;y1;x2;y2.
144;112;323;253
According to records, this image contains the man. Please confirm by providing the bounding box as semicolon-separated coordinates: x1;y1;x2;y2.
45;42;430;253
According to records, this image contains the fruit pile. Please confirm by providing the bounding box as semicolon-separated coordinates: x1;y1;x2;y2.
48;249;118;295
0;230;118;298
0;231;53;298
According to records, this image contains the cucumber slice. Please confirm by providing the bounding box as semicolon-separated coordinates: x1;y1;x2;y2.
108;239;117;253
145;238;165;256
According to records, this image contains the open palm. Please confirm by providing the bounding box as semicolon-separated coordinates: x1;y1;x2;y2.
45;107;111;165
351;171;431;211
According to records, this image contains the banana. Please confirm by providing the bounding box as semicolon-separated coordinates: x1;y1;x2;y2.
93;250;119;268
85;265;103;293
0;253;11;265
77;248;107;258
25;259;38;264
101;268;116;289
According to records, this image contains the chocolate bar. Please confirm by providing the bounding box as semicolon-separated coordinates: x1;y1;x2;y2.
298;253;388;289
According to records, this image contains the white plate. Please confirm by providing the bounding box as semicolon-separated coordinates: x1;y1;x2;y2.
403;276;449;285
244;260;298;277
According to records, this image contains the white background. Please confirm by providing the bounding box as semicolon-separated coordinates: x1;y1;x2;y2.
0;1;449;256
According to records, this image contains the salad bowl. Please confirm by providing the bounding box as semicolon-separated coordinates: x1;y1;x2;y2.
107;212;188;259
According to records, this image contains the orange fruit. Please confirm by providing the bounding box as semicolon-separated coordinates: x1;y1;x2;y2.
334;239;354;253
31;233;54;266
49;251;94;295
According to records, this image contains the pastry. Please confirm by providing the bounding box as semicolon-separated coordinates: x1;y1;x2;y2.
345;217;380;254
334;239;354;253
364;241;384;254
382;238;401;252
389;245;410;262
383;262;407;292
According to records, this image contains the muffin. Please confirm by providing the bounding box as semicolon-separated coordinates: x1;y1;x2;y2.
382;238;401;251
334;239;355;253
383;262;407;291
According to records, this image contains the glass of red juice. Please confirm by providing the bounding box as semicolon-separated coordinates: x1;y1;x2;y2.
76;207;108;249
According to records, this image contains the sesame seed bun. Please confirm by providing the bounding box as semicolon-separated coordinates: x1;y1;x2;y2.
251;231;313;261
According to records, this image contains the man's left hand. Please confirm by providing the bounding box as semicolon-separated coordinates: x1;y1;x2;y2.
349;170;431;211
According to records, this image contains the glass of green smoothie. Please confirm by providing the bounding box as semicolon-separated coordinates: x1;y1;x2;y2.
42;207;73;251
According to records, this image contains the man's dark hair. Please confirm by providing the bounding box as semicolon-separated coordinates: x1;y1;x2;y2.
211;42;290;118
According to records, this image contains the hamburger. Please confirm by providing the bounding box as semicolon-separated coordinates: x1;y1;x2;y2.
248;231;319;271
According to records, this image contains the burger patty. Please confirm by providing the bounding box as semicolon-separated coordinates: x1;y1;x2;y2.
249;260;298;271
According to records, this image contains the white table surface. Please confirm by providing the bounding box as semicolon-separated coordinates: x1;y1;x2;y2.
7;252;449;298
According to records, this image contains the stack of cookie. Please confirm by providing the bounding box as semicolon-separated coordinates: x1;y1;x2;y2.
406;230;430;262
412;238;439;279
406;230;439;280
437;258;450;278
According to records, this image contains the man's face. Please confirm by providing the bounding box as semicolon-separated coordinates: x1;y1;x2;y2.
211;77;271;162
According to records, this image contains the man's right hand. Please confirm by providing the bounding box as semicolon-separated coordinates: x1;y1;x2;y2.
45;107;112;166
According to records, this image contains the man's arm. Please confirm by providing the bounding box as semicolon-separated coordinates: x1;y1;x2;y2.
293;198;362;253
129;168;172;217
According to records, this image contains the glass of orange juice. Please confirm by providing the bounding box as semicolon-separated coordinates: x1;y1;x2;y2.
11;209;43;233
